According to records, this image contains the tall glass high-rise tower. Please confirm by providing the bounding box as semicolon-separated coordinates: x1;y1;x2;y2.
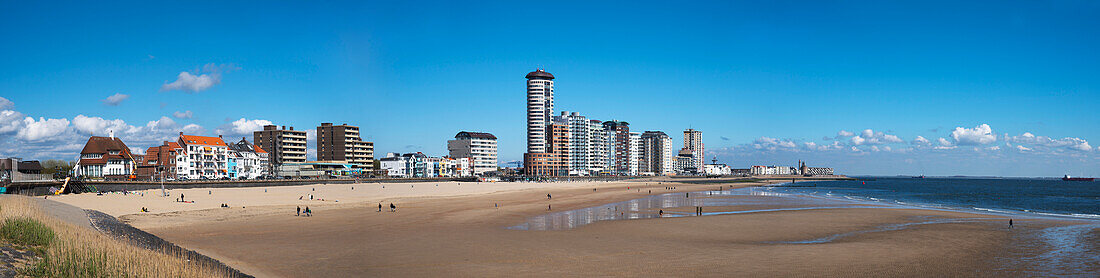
525;69;555;153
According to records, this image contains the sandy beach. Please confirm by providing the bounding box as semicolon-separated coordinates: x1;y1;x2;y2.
49;178;1088;277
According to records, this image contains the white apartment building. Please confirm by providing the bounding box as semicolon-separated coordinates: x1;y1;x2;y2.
227;138;269;179
177;134;229;180
628;132;641;176
641;131;675;176
750;165;794;176
526;69;555;153
380;152;475;178
553;112;589;175
704;164;733;176
588;120;610;175
447;131;497;175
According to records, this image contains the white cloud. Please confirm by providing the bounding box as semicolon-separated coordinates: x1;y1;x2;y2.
160;63;238;93
0;110;24;134
1016;145;1032;151
73;115;131;136
181;124;203;134
850;136;865;145
912;136;931;146
102;93;130;106
1006;132;1094;153
934;138;957;150
71;115;206;146
848;129;903;145
951;124;996;145
986;146;1001;151
172;110;194;119
16;117;70;141
215;118;272;137
0;97;12;110
837;130;854;137
752;137;800;151
161;72;218;92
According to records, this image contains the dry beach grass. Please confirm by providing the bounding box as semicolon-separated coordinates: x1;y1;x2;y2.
0;195;232;277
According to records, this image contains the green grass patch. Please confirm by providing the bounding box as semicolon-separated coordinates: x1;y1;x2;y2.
1;217;55;246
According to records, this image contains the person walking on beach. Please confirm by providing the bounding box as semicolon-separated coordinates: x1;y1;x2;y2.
305;207;311;217
378;203;382;212
659;209;664;217
390;203;396;212
297;206;301;216
1009;219;1013;229
547;193;552;200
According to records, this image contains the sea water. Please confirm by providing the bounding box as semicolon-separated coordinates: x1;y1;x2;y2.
768;177;1100;220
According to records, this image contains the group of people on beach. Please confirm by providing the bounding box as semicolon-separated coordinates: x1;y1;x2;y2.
377;203;396;212
297;206;312;217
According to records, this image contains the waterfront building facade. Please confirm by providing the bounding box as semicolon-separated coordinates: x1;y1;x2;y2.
603;121;631;175
74;134;136;180
526;69;555;153
641;131;675;176
553;112;593;176
142;141;183;181
227;138;269;179
447;131;498;175
675;149;696;175
703;163;732;176
750;165;794;176
524;123;569;176
380;152;475;178
316;123;374;168
683;129;704;171
177;134;229;180
254;125;307;173
628;132;641;176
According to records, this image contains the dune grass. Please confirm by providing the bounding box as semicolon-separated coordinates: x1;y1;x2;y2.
0;196;233;277
1;217;55;247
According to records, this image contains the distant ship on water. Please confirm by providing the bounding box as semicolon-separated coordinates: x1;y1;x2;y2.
1062;175;1095;181
913;175;925;179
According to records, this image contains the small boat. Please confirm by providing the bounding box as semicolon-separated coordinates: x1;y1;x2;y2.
1062;175;1095;181
913;175;925;179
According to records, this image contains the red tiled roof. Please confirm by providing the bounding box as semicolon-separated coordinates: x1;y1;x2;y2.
253;145;267;153
165;141;182;149
179;135;227;146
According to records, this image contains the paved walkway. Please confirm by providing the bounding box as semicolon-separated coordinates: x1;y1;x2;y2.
0;195;94;230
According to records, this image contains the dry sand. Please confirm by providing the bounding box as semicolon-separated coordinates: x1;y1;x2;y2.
50;179;1060;277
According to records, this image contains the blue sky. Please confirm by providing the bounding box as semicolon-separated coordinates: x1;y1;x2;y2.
1;0;1098;177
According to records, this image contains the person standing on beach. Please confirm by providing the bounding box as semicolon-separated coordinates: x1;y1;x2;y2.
297;206;301;216
547;193;552;200
390;203;396;212
378;203;382;212
181;193;185;202
1009;219;1013;229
